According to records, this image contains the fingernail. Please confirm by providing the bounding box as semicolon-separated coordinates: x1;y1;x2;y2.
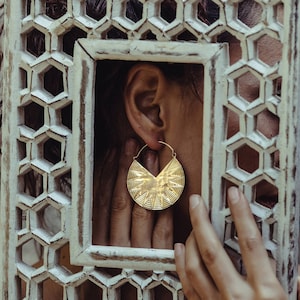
174;243;184;256
189;194;201;210
228;186;240;204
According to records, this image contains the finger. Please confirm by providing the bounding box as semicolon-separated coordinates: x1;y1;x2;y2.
131;150;157;247
189;194;246;297
184;233;220;299
227;187;277;283
174;243;201;300
152;208;173;249
110;139;139;246
131;204;154;248
93;148;117;245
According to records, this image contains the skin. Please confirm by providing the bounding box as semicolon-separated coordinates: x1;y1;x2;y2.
175;192;287;299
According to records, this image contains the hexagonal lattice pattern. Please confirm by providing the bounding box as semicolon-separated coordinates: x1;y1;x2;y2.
26;29;45;57
256;34;283;66
44;67;64;96
2;0;294;298
24;102;44;131
237;144;259;173
238;1;263;28
63;27;87;56
46;0;67;19
19;168;43;198
237;71;260;103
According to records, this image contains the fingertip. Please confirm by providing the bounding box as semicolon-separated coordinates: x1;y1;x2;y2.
189;194;201;210
227;186;240;205
174;243;186;275
174;243;184;256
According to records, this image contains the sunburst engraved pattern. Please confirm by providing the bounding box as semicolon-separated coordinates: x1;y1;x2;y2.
127;157;185;210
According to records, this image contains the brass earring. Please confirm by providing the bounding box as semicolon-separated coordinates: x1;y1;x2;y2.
126;141;185;210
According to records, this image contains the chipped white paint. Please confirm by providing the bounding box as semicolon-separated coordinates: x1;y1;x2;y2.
0;0;299;299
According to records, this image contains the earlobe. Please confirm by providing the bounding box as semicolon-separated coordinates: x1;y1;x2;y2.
124;63;166;150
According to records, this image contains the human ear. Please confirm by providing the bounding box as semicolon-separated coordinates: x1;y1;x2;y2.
124;63;167;150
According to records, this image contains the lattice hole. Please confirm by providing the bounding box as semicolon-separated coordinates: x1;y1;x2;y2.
217;33;241;65
38;204;61;235
20;68;28;89
41;279;63;300
26;29;45;57
238;0;263;28
19;276;27;299
153;284;173;299
256;35;283;66
26;0;31;16
161;0;176;23
43;138;61;165
44;67;64;96
76;280;103;299
225;246;245;275
269;221;278;243
236;144;259;173
273;77;282;99
237;71;260;102
24;102;44;131
256;109;279;139
107;27;128;39
275;3;284;25
141;30;157;40
86;0;106;21
177;30;197;41
255;180;278;209
46;0;67;19
61;103;72;130
271;150;280;169
120;282;138;299
55;170;71;197
58;243;82;273
203;0;220;24
16;207;25;230
21;239;43;266
226;109;240;139
63;27;87;56
20;169;43;198
18;140;26;160
126;0;143;22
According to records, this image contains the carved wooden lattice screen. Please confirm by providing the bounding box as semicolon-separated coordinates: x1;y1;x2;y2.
0;0;300;299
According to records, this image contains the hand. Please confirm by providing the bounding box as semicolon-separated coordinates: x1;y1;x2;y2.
94;138;173;249
174;187;287;300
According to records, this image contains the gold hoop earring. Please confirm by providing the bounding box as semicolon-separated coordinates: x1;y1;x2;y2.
126;141;185;210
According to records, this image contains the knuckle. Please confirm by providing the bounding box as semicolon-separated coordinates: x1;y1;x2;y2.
201;245;218;266
153;225;172;241
230;290;247;300
256;282;287;300
185;262;199;279
111;195;130;212
242;235;261;252
132;205;151;219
